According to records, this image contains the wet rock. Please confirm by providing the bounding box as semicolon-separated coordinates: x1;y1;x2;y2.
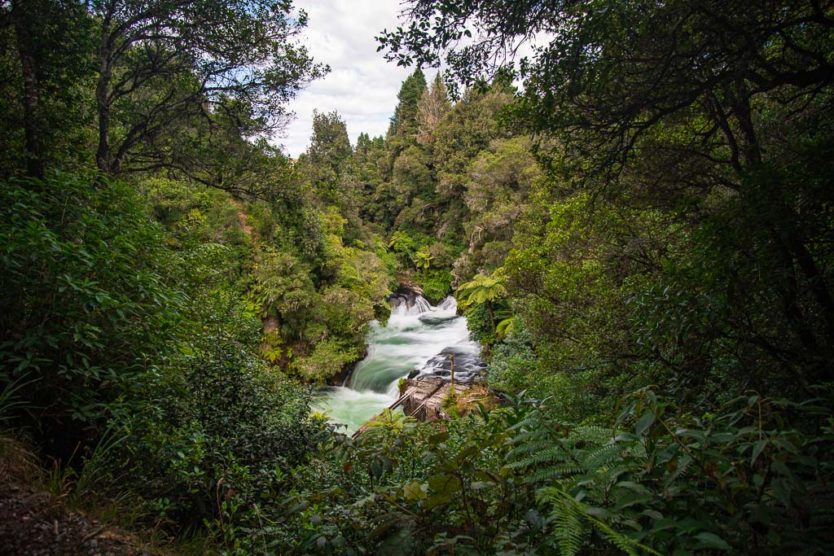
411;346;486;385
388;284;431;315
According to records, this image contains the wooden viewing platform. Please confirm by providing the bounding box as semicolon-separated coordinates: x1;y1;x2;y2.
352;376;497;438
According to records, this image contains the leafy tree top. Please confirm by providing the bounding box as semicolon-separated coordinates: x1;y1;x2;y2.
378;0;834;170
89;0;327;175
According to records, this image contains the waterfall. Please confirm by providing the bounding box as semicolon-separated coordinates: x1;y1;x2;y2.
437;296;457;312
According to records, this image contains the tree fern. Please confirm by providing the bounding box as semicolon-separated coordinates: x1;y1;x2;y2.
455;273;506;308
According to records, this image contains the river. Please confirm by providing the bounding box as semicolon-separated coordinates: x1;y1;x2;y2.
314;295;481;434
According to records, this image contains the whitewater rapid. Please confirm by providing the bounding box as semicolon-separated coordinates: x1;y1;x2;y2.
313;295;480;434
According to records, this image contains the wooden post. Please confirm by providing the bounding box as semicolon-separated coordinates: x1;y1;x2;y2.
450;352;455;388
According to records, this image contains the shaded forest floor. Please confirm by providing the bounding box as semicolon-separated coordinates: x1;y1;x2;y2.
0;436;158;556
0;479;146;556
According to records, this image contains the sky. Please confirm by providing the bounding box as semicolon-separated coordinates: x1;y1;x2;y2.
278;0;419;158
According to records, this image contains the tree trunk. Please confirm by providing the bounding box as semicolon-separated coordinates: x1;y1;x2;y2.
732;92;834;379
95;16;114;174
95;61;113;173
11;0;44;178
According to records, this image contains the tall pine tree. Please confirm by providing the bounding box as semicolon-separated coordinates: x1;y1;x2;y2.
387;68;427;144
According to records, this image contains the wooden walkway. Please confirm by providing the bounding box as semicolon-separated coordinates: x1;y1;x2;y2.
352;377;495;438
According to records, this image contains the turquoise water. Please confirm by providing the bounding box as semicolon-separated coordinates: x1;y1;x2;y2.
313;296;475;434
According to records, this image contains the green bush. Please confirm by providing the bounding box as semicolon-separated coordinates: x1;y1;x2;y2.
278;389;834;554
0;173;182;458
112;341;329;537
294;338;360;383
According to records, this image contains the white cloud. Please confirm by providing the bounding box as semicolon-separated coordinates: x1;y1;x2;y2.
277;0;420;158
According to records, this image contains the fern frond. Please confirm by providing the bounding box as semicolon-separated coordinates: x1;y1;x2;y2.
524;463;583;484
538;487;585;556
582;443;624;470
508;427;548;445
554;496;585;556
586;512;661;556
538;485;662;556
509;445;571;469
507;438;553;459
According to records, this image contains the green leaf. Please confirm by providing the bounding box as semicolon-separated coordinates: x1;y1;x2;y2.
694;531;731;551
750;439;767;465
635;410;655;436
429;431;449;446
403;480;427;501
428;474;461;496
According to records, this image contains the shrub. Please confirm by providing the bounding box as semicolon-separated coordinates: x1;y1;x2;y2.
278;389;834;554
111;342;328;535
0;173;182;458
417;269;453;305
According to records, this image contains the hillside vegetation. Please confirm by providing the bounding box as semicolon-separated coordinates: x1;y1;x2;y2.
2;0;834;554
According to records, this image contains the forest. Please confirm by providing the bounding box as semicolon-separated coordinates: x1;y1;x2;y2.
1;0;833;554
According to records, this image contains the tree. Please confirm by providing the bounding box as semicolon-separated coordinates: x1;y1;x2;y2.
302;110;352;202
154;96;302;198
456;272;506;330
349;132;388;222
431;80;515;240
454;136;539;281
379;0;834;179
8;0;44;177
307;110;352;168
416;73;451;145
388;68;427;140
89;0;325;176
1;0;95;177
381;0;834;383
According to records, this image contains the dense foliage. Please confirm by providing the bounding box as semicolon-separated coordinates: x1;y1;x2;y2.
2;0;834;554
280;390;834;554
1;174;181;455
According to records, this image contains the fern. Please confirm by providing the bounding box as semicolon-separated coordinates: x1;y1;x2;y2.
538;486;660;556
504;402;666;554
507;426;546;445
507;437;553;460
524;463;583;484
582;443;624;470
538;487;585;555
509;445;573;469
663;454;694;487
587;511;658;556
555;497;586;555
